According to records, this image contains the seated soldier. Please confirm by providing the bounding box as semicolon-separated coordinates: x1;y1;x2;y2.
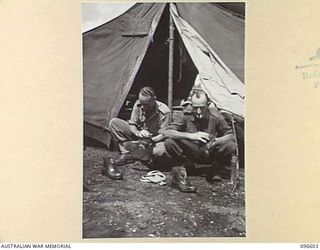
102;86;170;180
162;89;236;193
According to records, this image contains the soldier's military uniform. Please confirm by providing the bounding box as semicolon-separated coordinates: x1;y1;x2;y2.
164;107;236;176
102;99;170;180
109;100;170;146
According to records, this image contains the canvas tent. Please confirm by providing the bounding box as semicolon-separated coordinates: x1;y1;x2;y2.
83;3;245;146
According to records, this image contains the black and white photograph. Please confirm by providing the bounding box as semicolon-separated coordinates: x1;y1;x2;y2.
83;2;245;238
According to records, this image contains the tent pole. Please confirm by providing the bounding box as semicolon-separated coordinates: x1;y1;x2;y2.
168;3;174;120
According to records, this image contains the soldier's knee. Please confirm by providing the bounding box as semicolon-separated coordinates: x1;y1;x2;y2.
109;118;126;134
223;140;237;156
109;117;121;129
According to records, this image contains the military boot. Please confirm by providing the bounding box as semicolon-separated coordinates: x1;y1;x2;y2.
101;157;123;180
207;159;231;183
171;166;197;193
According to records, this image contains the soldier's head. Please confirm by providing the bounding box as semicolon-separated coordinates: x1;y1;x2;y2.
138;86;156;112
190;89;209;119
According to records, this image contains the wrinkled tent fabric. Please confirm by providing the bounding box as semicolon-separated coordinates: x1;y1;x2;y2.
83;3;244;144
83;3;166;129
172;4;244;116
176;3;244;82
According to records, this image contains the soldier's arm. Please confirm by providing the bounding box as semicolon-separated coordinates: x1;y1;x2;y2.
128;100;140;136
128;100;151;137
164;130;210;143
208;114;234;147
215;133;234;143
129;124;141;137
151;134;164;143
216;118;235;143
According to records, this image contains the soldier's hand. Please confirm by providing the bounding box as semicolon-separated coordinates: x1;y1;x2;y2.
137;129;152;138
190;131;210;143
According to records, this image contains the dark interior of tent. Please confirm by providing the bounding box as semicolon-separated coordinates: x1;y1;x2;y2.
117;4;198;121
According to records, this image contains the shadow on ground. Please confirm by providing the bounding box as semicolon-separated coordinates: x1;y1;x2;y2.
83;147;245;238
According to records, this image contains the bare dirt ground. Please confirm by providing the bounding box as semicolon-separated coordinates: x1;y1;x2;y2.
83;146;245;238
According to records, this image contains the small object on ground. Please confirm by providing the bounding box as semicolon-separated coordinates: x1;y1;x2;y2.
140;170;166;186
212;174;223;182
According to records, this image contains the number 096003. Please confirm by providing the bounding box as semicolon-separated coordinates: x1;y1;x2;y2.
300;244;319;248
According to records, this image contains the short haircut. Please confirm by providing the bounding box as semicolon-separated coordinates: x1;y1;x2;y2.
140;86;156;98
191;89;209;101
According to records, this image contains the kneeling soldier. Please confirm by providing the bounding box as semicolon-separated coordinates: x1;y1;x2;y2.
102;86;170;180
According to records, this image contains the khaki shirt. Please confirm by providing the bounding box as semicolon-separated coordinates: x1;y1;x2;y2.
129;100;171;136
167;107;232;137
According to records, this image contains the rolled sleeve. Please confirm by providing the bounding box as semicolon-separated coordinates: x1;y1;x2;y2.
217;117;233;136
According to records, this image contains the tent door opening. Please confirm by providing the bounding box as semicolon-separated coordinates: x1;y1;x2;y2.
118;4;198;121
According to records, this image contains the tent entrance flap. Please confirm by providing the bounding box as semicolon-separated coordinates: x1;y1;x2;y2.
83;3;166;130
107;4;166;127
171;3;244;117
